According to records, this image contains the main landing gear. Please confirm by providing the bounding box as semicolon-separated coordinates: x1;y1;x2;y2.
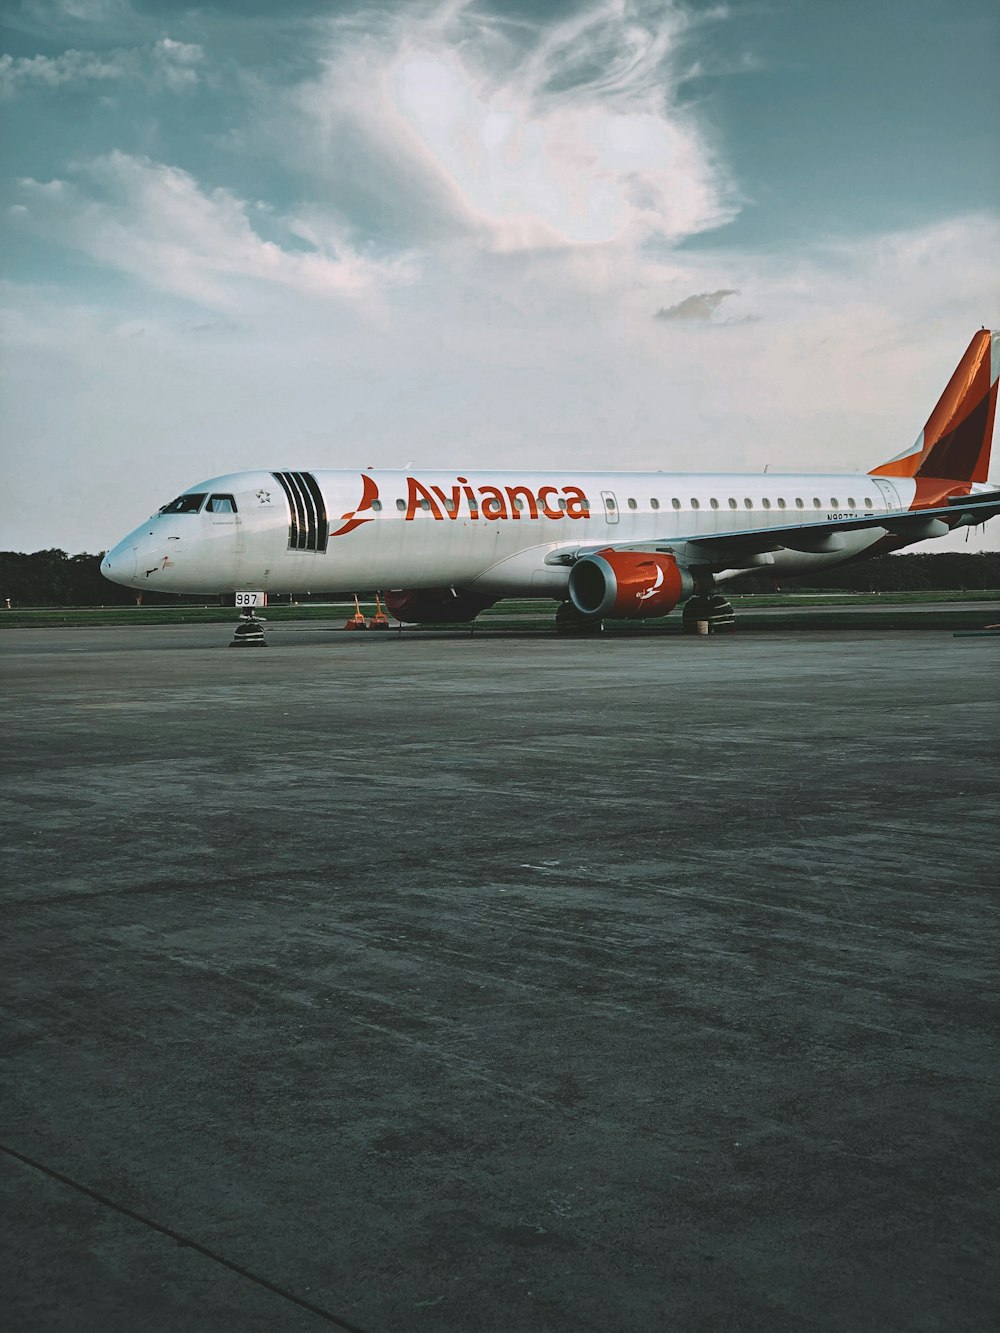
555;602;604;635
555;593;735;635
681;593;735;635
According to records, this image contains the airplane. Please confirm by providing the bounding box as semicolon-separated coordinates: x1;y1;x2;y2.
101;328;999;631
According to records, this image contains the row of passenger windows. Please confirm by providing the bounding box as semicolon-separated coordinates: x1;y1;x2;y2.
610;496;875;512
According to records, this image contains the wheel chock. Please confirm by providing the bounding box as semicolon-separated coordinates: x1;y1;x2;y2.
369;593;391;630
344;594;368;630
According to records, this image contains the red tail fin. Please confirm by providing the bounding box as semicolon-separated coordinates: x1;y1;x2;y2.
871;329;998;482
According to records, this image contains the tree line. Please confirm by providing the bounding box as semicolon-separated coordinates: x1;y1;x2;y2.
0;550;187;607
0;547;998;607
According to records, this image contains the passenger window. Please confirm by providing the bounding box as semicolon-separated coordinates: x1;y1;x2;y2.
396;498;405;511
776;498;786;509
627;498;637;510
762;498;771;509
795;498;804;509
864;498;874;510
671;498;681;510
728;498;738;509
830;497;839;508
813;497;822;508
159;493;207;514
690;498;700;510
848;497;857;509
650;498;660;510
370;499;382;512
444;498;456;512
420;499;431;510
710;498;719;510
744;498;753;509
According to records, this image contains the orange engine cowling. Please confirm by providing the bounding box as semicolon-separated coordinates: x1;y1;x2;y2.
568;549;694;619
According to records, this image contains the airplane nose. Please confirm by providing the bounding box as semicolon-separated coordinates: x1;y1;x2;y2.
101;545;137;586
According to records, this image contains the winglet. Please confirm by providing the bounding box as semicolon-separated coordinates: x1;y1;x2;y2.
871;329;998;482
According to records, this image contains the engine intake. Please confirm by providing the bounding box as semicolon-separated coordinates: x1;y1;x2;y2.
568;549;694;619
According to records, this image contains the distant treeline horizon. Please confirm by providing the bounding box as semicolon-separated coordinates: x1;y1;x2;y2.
0;547;998;607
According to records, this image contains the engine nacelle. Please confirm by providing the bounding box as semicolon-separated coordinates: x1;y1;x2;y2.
568;549;695;620
383;588;498;624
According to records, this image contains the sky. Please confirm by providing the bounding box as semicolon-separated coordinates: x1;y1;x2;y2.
1;0;999;556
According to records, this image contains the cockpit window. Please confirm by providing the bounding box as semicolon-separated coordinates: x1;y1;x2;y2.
159;493;207;514
206;494;237;514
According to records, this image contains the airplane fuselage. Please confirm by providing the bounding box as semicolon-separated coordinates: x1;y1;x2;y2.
101;466;945;598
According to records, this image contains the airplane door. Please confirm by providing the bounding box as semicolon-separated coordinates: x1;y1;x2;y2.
601;490;620;524
871;477;901;513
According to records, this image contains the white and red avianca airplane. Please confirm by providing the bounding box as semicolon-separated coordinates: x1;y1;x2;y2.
102;329;1000;630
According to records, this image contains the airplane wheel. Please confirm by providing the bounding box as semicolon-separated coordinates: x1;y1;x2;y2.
706;594;735;630
555;603;604;635
682;595;735;634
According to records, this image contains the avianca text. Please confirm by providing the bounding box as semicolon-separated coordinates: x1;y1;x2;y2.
405;476;591;521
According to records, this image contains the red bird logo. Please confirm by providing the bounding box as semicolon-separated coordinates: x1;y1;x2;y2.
330;473;379;538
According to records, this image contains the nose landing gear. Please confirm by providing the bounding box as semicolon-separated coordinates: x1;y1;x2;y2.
229;610;267;647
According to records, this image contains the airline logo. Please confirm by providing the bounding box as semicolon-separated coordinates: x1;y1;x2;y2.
330;473;592;536
636;564;664;602
330;473;380;537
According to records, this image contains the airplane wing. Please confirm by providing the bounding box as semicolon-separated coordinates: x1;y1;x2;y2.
545;490;1000;570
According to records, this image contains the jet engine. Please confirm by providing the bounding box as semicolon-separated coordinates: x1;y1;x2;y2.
568;549;695;619
383;588;498;624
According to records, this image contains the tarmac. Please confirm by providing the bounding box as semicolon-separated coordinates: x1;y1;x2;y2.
1;621;998;1332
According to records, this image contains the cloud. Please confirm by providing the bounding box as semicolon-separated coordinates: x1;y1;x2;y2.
17;0;134;27
11;152;415;308
281;0;737;252
655;288;740;321
0;36;204;98
6;1;740;317
151;38;203;93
